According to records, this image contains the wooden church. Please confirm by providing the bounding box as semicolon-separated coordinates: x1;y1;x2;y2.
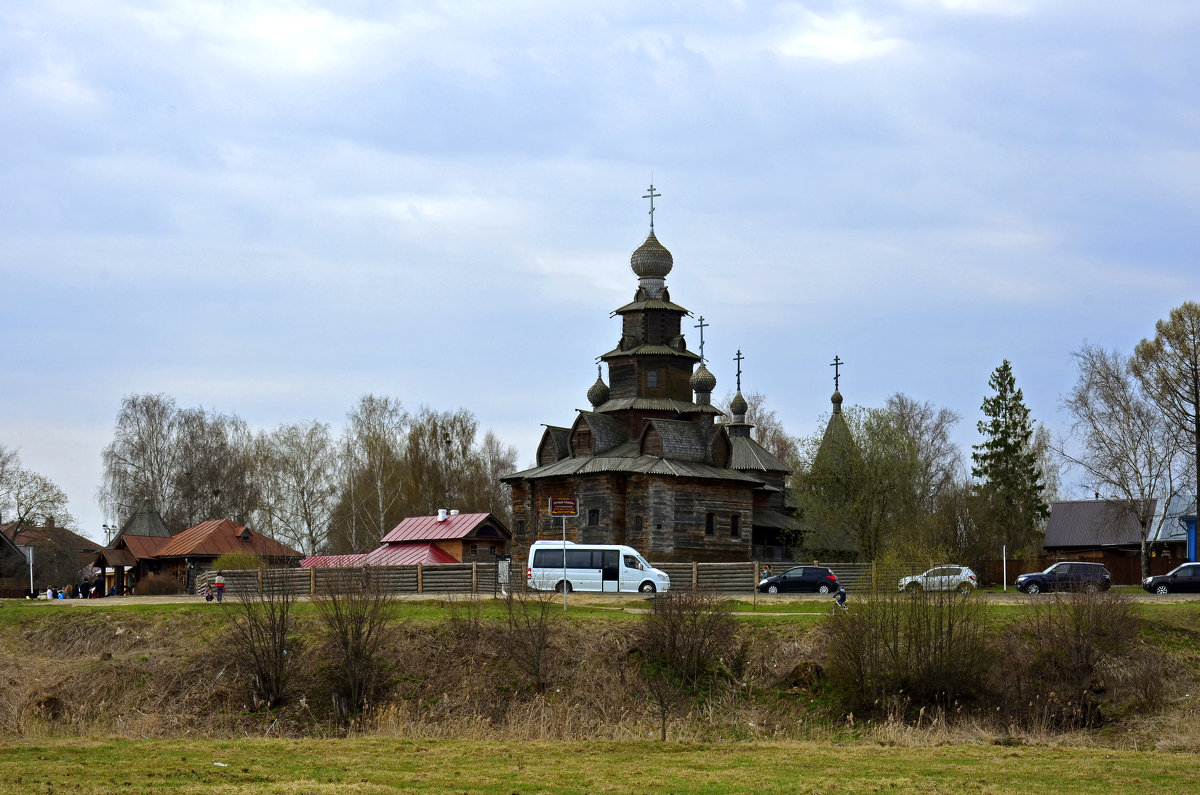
503;192;797;561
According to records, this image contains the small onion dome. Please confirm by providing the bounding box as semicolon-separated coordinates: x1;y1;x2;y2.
587;373;611;407
690;363;717;394
730;391;748;417
831;390;843;412
630;230;674;280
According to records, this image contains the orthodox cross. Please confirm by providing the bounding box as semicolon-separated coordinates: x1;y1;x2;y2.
643;183;661;229
734;349;744;392
830;354;844;391
694;316;709;362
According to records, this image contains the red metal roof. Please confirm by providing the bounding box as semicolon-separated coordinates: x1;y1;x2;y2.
119;534;168;560
300;554;368;568
379;513;509;544
153;519;302;560
361;543;457;566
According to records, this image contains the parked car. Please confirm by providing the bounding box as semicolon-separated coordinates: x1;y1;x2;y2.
899;565;978;593
1015;562;1111;595
757;566;839;594
1142;563;1200;595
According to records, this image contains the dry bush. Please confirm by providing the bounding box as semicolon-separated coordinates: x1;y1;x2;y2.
221;576;300;709
824;587;990;717
212;551;261;571
502;588;562;692
633;591;741;740
137;573;183;595
313;570;399;724
988;589;1169;732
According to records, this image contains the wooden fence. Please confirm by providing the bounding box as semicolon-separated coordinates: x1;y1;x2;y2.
194;560;914;598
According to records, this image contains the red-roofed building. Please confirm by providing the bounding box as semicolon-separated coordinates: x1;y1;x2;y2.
300;553;369;568
375;511;511;563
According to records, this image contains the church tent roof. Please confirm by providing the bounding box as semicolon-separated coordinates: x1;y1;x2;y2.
727;434;790;472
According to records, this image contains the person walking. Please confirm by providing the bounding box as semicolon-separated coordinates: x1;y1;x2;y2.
214;571;225;603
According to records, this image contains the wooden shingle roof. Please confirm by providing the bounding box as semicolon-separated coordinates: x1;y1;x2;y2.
1043;499;1156;549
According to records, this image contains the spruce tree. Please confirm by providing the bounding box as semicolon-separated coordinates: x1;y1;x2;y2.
971;360;1049;555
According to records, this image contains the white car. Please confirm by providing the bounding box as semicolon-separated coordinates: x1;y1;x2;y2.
899;565;978;593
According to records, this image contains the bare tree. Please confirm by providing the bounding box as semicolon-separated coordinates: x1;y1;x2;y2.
8;469;73;527
1132;301;1200;515
222;574;300;710
255;420;337;556
338;395;408;549
100;393;181;523
1059;344;1191;578
502;587;561;693
313;570;399;724
171;407;259;529
0;443;19;519
634;591;739;741
885;393;963;511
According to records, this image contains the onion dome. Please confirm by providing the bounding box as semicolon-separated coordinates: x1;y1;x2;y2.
630;231;674;280
730;390;748;419
587;370;611;407
831;390;843;414
689;363;717;395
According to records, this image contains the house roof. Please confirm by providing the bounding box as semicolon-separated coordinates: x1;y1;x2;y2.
380;513;510;544
94;548;137;568
361;543;458;566
153;519;303;560
728;435;790;473
1043;499;1157;549
2;522;100;552
112;502;173;542
504;452;764;484
300;553;368;568
110;534;168;562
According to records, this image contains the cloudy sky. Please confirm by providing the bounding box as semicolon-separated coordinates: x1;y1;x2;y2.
3;1;1198;543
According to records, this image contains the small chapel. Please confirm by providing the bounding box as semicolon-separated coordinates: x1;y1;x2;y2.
503;190;798;561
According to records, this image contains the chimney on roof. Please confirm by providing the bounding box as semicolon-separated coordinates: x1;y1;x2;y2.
450;509;459;516
437;509;448;522
45;516;55;528
1095;492;1100;500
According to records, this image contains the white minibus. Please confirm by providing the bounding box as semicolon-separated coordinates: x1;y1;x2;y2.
526;540;670;594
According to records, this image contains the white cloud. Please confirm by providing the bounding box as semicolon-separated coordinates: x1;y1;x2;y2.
10;61;102;111
772;8;904;63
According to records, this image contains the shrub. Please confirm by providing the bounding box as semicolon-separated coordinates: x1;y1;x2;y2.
212;551;262;571
503;587;562;693
824;586;990;717
221;574;300;709
137;573;183;595
633;591;740;740
314;571;399;725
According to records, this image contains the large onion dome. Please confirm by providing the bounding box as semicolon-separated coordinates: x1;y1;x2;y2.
587;370;611;407
630;231;674;281
690;363;717;395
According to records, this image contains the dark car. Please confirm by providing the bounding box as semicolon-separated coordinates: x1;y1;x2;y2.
1015;561;1111;595
1143;563;1200;595
757;566;839;594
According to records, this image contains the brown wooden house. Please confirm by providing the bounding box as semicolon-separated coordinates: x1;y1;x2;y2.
503;213;797;562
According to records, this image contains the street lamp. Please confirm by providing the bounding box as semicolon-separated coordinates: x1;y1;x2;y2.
102;523;117;546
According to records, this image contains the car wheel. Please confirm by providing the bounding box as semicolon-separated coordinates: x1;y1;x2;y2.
957;583;972;594
639;582;656;594
818;584;831;594
767;584;779;594
906;582;922;592
1155;584;1169;596
1026;583;1041;595
1085;582;1099;594
555;581;572;594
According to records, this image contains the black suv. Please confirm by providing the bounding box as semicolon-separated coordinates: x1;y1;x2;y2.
1143;563;1200;595
1015;562;1111;595
757;566;840;594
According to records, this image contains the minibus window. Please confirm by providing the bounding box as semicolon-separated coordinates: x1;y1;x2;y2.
623;555;642;571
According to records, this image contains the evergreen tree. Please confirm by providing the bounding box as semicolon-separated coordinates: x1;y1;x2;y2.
971;360;1048;556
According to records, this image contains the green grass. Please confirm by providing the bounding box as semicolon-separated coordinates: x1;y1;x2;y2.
1;737;1196;793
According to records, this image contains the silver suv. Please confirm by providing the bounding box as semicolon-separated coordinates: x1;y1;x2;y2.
899;565;978;593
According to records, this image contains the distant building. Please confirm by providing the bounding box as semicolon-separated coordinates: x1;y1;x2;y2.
300;510;510;567
2;517;100;589
1042;498;1157;556
503;196;797;561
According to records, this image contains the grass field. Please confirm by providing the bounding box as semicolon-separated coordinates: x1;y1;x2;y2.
3;737;1199;794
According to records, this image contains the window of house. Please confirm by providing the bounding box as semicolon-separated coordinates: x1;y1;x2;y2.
646;370;658;388
587;509;600;526
470;544;478;556
705;513;715;536
515;520;526;539
634;516;644;534
730;514;740;538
